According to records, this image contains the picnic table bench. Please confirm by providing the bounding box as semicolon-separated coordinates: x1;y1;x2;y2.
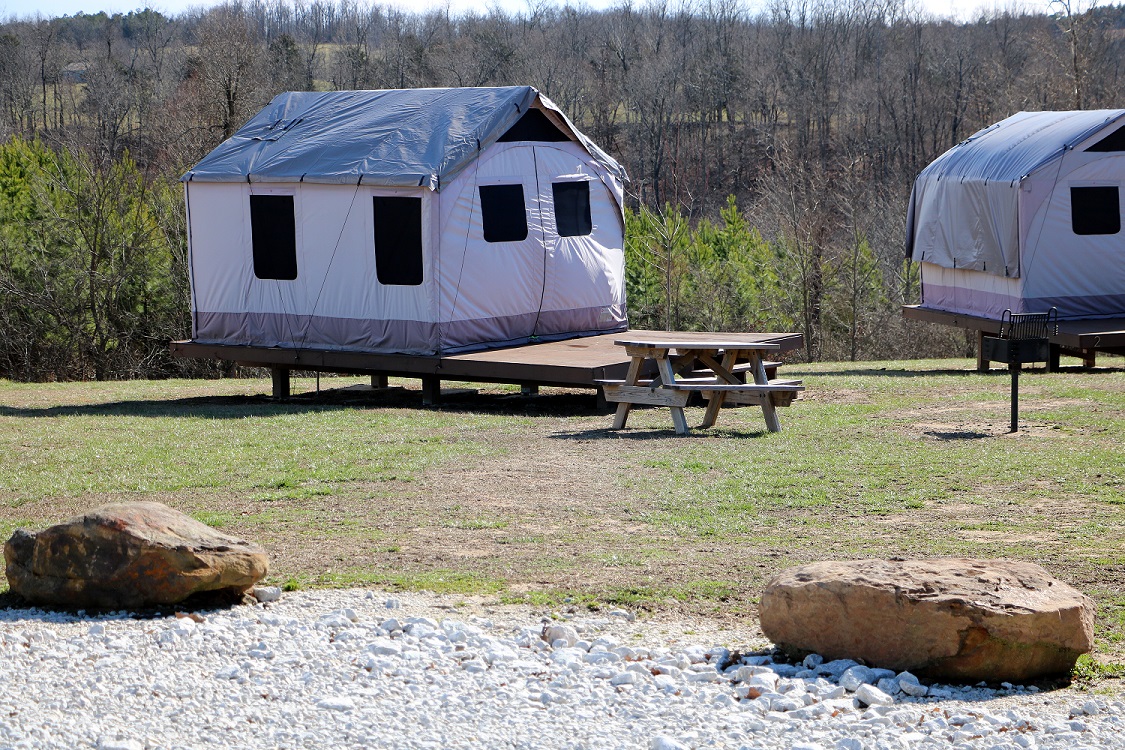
597;336;804;435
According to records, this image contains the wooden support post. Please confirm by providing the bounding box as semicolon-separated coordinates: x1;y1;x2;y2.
976;329;989;372
421;375;441;406
271;366;291;399
371;374;389;389
1058;347;1097;370
595;386;611;414
520;384;539;396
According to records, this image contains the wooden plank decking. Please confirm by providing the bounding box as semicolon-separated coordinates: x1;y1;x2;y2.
170;330;805;398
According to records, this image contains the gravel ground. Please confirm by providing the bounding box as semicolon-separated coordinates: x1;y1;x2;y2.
0;589;1122;750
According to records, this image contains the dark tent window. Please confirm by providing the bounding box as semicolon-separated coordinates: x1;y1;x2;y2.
373;196;423;285
250;194;298;280
1086;125;1125;152
497;109;570;143
1071;186;1121;236
553;181;592;237
479;184;528;243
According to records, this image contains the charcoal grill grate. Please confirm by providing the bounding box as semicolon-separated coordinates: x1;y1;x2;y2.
999;308;1059;342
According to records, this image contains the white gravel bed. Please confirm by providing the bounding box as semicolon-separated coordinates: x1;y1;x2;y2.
0;588;1122;750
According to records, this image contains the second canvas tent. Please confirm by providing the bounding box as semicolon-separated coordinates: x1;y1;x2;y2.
906;108;1125;320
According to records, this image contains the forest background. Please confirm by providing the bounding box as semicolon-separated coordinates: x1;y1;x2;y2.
0;0;1122;380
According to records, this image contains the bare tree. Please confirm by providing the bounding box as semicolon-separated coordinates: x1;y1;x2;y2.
193;4;264;142
1052;0;1100;108
0;29;35;136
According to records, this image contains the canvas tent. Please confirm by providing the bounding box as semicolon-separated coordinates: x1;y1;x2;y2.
906;109;1125;320
182;86;629;355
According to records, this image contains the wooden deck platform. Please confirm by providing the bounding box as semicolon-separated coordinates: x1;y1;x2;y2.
902;305;1125;370
170;330;805;402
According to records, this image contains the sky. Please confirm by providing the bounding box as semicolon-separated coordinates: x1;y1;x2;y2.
4;0;1046;24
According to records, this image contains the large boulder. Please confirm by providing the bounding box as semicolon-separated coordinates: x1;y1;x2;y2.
4;502;269;609
759;558;1094;682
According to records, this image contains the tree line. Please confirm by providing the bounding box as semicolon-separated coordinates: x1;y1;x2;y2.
0;0;1122;379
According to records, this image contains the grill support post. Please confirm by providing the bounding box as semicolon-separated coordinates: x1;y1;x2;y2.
1010;363;1020;433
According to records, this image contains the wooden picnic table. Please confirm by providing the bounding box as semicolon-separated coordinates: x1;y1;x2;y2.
597;336;804;435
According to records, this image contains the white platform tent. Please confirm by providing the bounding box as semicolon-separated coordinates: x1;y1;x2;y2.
906;109;1125;320
182;86;629;355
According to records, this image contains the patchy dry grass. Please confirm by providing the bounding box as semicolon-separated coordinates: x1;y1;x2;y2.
2;359;1125;660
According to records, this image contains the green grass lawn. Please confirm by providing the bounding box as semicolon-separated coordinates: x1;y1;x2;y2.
2;359;1124;663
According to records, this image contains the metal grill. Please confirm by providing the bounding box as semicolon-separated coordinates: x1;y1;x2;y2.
999;308;1059;342
981;307;1058;433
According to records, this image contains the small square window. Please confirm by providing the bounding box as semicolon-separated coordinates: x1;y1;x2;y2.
479;184;528;243
250;194;297;280
373;196;423;286
553;181;592;237
1071;186;1120;236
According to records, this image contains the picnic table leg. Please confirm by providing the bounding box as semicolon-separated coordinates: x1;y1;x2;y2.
655;356;690;435
749;351;782;433
612;356;644;430
700;349;737;428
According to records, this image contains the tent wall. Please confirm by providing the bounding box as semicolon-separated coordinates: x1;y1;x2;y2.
436;142;548;349
187;181;441;354
435;141;626;353
1018;153;1125;319
535;144;627;325
186;141;627;356
908;178;1020;277
919;262;1024;318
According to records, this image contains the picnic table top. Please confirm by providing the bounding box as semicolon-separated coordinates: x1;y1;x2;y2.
614;336;782;351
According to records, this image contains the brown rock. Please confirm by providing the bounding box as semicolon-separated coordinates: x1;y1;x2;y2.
759;558;1094;682
4;502;269;609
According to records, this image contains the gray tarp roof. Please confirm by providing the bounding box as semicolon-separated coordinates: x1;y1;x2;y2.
183;86;627;190
917;109;1125;184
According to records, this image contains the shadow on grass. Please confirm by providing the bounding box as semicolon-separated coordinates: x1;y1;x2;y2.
0;394;349;420
550;425;770;441
0;387;606;420
922;429;993;441
416;390;605;419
